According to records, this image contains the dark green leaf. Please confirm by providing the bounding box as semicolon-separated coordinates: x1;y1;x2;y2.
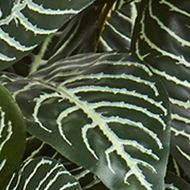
1;53;170;190
6;157;82;190
98;1;139;52
131;0;190;178
24;134;108;190
0;84;26;188
165;172;190;190
35;3;97;70
0;0;96;70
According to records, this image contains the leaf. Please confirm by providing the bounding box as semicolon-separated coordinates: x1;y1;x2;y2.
98;1;139;52
165;172;190;190
1;53;170;190
0;84;26;188
0;0;96;70
24;134;108;190
5;157;82;190
131;0;190;178
30;2;97;73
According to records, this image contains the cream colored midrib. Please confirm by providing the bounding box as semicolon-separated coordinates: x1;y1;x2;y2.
54;85;158;190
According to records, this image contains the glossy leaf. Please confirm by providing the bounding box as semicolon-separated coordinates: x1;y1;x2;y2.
6;157;82;190
98;1;139;52
0;84;26;188
132;0;190;178
1;53;170;190
0;0;95;70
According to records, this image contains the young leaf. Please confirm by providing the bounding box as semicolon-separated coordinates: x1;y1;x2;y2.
0;84;26;188
1;53;170;190
5;157;82;190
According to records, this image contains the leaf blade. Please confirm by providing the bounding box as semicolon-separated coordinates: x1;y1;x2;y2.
0;84;26;188
0;0;96;70
131;0;190;178
6;157;82;190
1;53;170;190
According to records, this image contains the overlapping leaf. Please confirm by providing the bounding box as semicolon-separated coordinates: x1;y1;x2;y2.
0;84;25;188
165;172;190;190
98;1;139;52
131;0;190;178
1;53;170;190
0;0;95;70
6;157;82;190
24;134;108;190
28;2;97;74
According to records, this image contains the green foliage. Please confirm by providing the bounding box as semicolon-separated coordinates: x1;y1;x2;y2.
131;0;190;179
6;157;82;190
1;53;171;190
0;83;26;188
0;0;189;190
0;0;95;70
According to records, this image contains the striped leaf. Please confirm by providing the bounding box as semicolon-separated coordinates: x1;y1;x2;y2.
29;2;97;74
23;134;107;189
69;164;105;190
131;0;190;178
0;84;26;188
24;134;108;190
165;172;190;190
1;53;170;190
0;0;95;70
98;1;139;52
6;157;82;190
